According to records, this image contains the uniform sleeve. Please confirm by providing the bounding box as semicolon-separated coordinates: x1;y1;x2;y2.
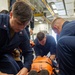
0;14;8;53
49;36;56;55
0;14;2;24
60;21;75;38
19;30;34;71
25;26;30;39
34;39;41;56
30;16;34;30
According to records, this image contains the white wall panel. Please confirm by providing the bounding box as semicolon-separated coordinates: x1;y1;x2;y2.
67;10;74;16
58;10;66;15
55;2;64;10
33;23;48;34
64;0;74;3
0;0;8;11
65;3;74;10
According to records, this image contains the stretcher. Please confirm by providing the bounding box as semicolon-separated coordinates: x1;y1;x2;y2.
28;56;58;75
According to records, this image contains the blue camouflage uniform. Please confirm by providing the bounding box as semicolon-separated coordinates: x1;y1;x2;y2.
0;14;33;74
34;35;56;57
57;21;75;75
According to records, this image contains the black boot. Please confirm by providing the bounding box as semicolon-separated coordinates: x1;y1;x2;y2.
39;70;49;75
28;70;38;75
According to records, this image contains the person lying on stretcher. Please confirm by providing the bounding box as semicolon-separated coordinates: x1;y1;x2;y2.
28;56;58;75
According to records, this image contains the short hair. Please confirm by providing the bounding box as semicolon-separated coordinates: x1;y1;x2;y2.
37;32;45;41
0;10;9;14
12;1;33;23
51;17;64;28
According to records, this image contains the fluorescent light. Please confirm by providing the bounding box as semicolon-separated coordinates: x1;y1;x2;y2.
52;4;57;9
74;13;75;16
39;21;42;24
35;19;38;21
53;10;58;13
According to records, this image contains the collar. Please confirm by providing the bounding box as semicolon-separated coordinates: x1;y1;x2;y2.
62;21;70;28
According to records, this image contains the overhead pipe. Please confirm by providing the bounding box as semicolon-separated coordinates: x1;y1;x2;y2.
23;0;51;24
42;0;55;17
